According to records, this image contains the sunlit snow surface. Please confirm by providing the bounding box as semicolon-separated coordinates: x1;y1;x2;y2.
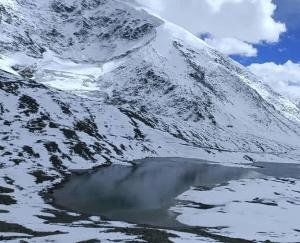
0;52;123;93
172;177;300;242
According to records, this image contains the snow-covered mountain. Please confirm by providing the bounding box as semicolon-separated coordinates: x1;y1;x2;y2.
0;0;299;242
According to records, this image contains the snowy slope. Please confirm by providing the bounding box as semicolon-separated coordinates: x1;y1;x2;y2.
1;0;299;153
0;0;300;242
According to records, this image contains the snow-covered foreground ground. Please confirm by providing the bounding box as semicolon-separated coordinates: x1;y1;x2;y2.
172;176;300;242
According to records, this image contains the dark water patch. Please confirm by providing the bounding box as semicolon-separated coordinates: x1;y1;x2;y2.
52;158;300;229
252;162;300;179
52;158;253;227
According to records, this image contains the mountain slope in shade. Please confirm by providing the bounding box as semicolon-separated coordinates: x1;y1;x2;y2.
0;0;299;242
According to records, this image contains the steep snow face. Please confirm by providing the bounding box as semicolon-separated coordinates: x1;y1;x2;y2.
0;0;162;61
0;0;299;154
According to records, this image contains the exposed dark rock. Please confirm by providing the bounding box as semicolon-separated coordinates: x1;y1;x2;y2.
121;23;153;40
53;100;72;115
18;67;36;79
243;155;254;162
30;170;55;184
26;118;47;132
49;122;59;128
3;120;11;126
51;1;76;13
0;194;16;205
61;128;78;140
74;118;102;139
81;0;107;9
49;155;66;170
0;103;5;115
0;81;19;95
2;151;12;156
72;142;95;161
106;227;177;243
3;176;14;185
246;197;278;206
22;146;40;158
0;186;14;193
44;142;60;153
46;29;64;38
18;95;39;116
0;221;64;239
11;159;24;165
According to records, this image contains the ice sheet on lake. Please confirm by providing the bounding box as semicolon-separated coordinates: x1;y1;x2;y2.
172;178;300;242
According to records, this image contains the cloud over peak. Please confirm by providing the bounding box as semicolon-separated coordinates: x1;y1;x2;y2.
249;61;300;104
134;0;286;56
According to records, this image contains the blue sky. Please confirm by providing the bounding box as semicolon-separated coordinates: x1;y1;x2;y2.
138;0;300;103
234;0;300;65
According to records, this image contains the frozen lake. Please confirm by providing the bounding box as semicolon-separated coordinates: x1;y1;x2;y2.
53;158;300;241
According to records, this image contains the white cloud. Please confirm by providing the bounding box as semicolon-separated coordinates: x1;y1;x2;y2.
248;61;300;103
134;0;286;56
204;37;257;57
